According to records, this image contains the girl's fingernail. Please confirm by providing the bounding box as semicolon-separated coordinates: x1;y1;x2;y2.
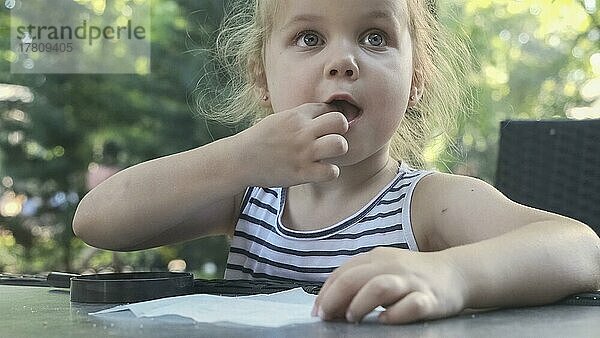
346;310;355;323
318;306;327;320
378;312;388;324
311;303;318;317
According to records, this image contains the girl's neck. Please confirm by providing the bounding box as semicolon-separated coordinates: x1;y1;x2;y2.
291;147;398;201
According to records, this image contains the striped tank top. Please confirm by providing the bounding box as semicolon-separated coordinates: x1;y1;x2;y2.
224;162;433;283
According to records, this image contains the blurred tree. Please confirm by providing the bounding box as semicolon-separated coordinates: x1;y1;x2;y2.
0;0;232;275
0;0;598;275
430;0;600;181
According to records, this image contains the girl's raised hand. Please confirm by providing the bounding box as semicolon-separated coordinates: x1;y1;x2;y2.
313;247;469;324
236;103;349;188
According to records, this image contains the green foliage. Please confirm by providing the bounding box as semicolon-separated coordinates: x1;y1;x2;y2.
0;0;598;275
0;0;231;275
431;0;600;180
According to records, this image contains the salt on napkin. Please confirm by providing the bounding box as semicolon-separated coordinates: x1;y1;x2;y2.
90;287;322;327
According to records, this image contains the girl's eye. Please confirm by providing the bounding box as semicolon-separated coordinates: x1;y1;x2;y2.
296;32;322;47
295;31;386;48
363;32;386;47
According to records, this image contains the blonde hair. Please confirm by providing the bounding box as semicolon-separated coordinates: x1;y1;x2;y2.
194;0;475;168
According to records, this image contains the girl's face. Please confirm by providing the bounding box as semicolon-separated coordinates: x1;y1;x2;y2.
263;0;414;166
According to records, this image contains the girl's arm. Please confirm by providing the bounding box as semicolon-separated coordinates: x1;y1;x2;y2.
313;173;600;324
72;135;249;251
73;103;350;251
421;174;600;307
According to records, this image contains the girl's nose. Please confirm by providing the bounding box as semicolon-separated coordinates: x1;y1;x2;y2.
325;56;359;81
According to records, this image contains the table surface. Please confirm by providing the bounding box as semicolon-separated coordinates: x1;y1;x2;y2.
2;285;600;338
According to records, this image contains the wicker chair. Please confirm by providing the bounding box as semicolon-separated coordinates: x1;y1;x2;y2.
494;119;600;235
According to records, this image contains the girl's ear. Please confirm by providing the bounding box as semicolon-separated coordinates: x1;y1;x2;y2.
258;91;271;108
408;69;424;108
254;70;271;108
249;58;271;108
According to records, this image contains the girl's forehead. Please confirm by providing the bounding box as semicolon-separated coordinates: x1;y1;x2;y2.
271;0;408;29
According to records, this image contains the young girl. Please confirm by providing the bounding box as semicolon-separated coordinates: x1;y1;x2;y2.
73;0;600;325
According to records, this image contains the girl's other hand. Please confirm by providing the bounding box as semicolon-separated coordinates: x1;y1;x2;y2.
236;103;349;188
313;248;468;324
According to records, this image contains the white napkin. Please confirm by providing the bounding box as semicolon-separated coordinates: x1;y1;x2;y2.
90;288;322;327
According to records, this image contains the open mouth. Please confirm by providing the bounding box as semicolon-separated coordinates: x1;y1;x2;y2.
329;99;362;123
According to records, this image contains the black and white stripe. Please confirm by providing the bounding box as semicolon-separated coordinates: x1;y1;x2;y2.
224;162;432;282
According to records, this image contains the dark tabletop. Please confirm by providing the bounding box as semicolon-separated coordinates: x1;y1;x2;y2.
2;285;600;338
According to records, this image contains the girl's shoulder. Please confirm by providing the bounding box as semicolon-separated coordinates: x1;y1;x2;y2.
411;171;487;202
411;171;558;252
411;171;505;226
410;172;486;251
